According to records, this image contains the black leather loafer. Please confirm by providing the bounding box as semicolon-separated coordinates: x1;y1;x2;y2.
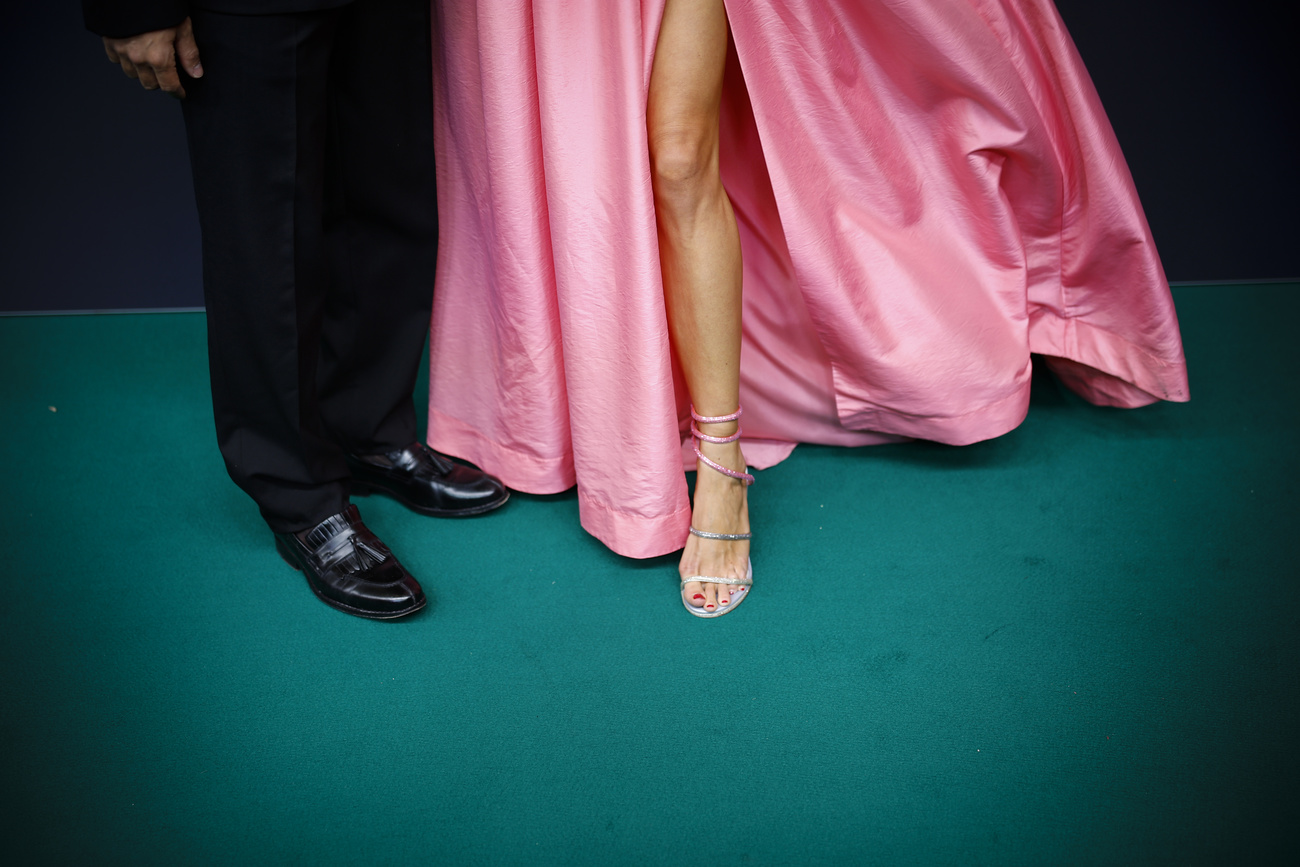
345;442;509;517
274;505;426;620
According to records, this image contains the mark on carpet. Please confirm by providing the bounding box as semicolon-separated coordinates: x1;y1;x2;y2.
984;623;1013;641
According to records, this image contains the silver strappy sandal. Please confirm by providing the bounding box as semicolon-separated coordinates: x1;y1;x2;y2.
681;405;754;619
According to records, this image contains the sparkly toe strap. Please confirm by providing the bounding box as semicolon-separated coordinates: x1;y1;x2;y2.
680;574;753;589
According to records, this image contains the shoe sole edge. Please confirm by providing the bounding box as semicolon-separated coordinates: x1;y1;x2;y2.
275;536;427;620
348;480;510;517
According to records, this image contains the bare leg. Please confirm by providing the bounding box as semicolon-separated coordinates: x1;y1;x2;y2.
648;0;750;613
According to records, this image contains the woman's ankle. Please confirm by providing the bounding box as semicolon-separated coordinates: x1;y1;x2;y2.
697;438;746;476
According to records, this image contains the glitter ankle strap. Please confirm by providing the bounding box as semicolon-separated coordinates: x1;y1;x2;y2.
690;405;755;485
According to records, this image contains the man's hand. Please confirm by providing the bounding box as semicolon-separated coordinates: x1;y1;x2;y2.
102;17;203;98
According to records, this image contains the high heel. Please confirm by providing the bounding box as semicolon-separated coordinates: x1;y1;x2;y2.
681;405;754;618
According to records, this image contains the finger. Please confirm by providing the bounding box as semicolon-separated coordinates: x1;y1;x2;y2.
175;18;203;77
119;57;140;81
103;39;120;64
136;64;160;91
154;61;185;97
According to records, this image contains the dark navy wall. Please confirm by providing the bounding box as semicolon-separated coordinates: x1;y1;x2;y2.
0;2;1295;312
1;5;201;312
1054;0;1298;284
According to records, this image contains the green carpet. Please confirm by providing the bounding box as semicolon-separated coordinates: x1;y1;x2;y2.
1;285;1296;865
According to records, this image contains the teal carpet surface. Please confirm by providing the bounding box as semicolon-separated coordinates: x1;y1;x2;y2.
1;285;1296;864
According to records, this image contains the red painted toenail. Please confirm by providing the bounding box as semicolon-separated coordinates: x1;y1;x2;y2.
706;604;715;610
693;594;705;600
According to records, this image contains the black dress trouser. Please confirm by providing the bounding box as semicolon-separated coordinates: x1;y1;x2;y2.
180;0;438;533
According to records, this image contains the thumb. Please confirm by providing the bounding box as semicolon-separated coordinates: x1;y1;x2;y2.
175;17;203;77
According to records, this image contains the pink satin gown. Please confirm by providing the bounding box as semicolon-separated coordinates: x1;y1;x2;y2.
425;0;1190;558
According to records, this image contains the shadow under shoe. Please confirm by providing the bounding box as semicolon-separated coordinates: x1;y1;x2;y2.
274;504;426;620
346;442;509;517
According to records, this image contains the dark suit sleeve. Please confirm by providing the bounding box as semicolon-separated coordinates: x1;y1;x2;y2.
83;1;191;38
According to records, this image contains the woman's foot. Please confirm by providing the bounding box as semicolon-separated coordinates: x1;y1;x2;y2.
680;426;751;613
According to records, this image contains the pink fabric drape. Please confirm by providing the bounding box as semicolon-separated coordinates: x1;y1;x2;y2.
426;0;1189;559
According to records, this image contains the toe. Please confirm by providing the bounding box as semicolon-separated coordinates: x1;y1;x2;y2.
715;581;731;608
703;581;719;613
683;580;706;608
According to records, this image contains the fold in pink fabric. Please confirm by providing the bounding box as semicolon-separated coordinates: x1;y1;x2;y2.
426;0;1189;559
